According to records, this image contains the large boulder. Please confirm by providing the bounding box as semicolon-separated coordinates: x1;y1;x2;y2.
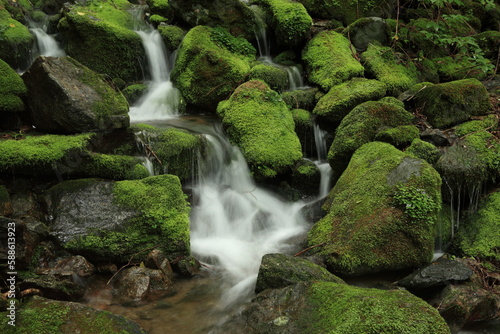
255;253;345;293
57;0;144;82
22;56;129;134
168;0;257;41
0;8;33;70
0;296;148;333
401;79;492;129
302;30;364;91
327;97;415;179
253;0;312;47
0;58;28;130
171;25;254;111
45;176;190;262
217;80;302;179
213;281;451;334
309;142;442;276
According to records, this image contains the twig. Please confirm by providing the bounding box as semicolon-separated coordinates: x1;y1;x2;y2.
144;144;163;165
294;243;326;257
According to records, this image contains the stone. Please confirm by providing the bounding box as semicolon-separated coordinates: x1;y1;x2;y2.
37;255;96;278
20;275;86;301
112;266;173;303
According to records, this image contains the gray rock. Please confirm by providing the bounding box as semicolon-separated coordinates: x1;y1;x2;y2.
37;255;95;277
20;275;86;301
397;258;473;289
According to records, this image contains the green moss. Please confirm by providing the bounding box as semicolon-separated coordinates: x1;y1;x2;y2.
0;134;92;173
0;8;33;69
249;63;289;92
149;14;168;27
16;299;70;334
217;80;302;179
327;99;415;179
0;58;27;112
406;138;441;164
210;26;256;59
375;125;420;148
432;56;488;81
121;83;148;105
313;78;386;123
302;30;364;91
361;43;418;95
298;0;387;25
454;114;498;137
273;50;298;66
455;191;500;261
302;282;451;333
309;142;441;276
282;87;320;110
171;25;252;110
462;131;500;180
253;0;312;46
158;25;185;51
79;153;149;180
146;0;173;20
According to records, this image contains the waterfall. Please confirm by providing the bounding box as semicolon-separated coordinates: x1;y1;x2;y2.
129;12;181;121
28;17;66;59
190;124;307;307
286;65;306;91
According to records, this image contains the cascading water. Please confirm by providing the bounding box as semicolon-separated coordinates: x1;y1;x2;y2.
313;122;332;199
28;17;66;60
129;11;181;121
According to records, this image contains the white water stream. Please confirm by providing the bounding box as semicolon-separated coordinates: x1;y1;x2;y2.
28;17;66;65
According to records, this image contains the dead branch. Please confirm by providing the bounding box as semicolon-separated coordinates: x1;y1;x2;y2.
294;243;326;257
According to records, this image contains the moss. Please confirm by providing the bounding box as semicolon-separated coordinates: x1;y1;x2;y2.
406;138;441;165
253;0;312;47
301;282;451;333
0;134;92;174
146;0;173;20
0;58;27;112
249;63;289;92
57;1;143;82
406;18;450;59
454;114;498;137
171;25;253;110
149;14;168;27
309;142;441;276
122;83;148;105
455;191;500;261
461;131;500;181
157;25;185;51
302;30;364;91
217;80;302;179
313;78;386;123
361;43;418;95
0;7;33;69
432;56;488;81
327;99;415;179
66;175;190;261
404;79;492;129
281;87;320;111
210;26;256;59
79;153;149;180
375;125;420;148
273;50;298;66
291;159;321;196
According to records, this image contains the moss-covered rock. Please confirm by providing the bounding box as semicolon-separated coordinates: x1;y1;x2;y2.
171;25;254;111
309;142;441;276
302;30;364;91
290;159;321;196
122;83;148;105
157;24;186;50
402;79;492;129
133;124;205;181
57;0;143;82
77;153;149;180
291;108;316;157
361;43;418;96
53;175;190;262
406;138;441;165
0;296;147;333
253;0;312;47
22;56;130;133
375;125;420;149
146;0;174;22
432;56;488;82
217;80;302;179
327;98;415;179
215;281;450;333
0;7;33;70
0;58;27;114
281;87;321;111
249;63;289;92
313;78;386;124
343;17;390;51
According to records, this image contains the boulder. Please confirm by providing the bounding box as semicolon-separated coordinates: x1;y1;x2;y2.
171;25;254;111
374;125;420;149
401;79;492;129
45;176;190;262
249;63;289;93
343;17;390;51
22;56;129;134
213;281;451;334
57;1;144;82
302;30;364;91
309;142;442;276
0;296;148;333
157;25;186;51
406;138;441;165
0;8;33;70
313;78;386;124
290;159;321;197
0;58;27;114
20;275;86;301
217;80;302;179
282;87;321;111
255;253;345;293
327;97;415;179
397;258;473;290
37;255;95;277
112;266;173;303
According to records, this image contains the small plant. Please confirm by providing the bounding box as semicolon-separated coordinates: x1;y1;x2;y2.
210;26;255;58
393;183;440;223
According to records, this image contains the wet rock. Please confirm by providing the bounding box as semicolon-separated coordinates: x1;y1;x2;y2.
37;255;95;278
343;17;390;52
0;186;12;216
420;128;453;147
397;258;473;290
290;159;321;197
145;249;174;281
255;253;345;293
0;296;148;333
171;255;202;277
22;56;129;134
112;266;173;304
20;275;86;301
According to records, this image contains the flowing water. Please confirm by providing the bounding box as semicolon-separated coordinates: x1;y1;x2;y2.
27;16;66;66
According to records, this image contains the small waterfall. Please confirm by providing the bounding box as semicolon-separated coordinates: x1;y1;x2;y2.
28;17;66;59
312;121;332;199
129;11;181;121
190;125;307;307
286;66;306;91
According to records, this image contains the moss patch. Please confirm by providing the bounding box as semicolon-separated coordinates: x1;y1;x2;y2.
0;58;27;112
406;138;441;165
302;30;364;91
0;7;33;69
249;63;289;92
375;125;420;148
78;153;149;180
158;25;185;51
217;80;302;179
